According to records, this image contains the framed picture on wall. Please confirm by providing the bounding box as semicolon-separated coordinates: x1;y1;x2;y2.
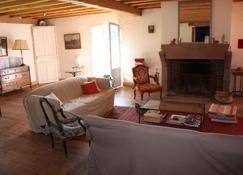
64;33;81;49
0;37;8;57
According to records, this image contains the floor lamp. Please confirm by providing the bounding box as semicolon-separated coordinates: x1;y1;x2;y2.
12;39;29;65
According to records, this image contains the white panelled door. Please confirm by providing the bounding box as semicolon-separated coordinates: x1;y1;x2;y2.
32;26;59;84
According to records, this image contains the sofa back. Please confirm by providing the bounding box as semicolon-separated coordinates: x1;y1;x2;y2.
84;116;243;175
28;77;87;102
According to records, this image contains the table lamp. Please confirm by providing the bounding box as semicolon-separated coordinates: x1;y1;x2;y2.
12;39;29;64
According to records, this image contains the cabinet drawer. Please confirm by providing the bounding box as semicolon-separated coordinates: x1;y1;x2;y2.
0;66;29;76
1;79;30;90
1;72;30;82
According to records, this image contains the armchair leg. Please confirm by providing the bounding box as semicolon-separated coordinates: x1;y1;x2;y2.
141;93;144;100
134;89;136;99
50;134;55;148
63;140;68;158
160;89;162;99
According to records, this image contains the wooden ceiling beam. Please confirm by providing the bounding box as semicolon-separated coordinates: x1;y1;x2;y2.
0;0;52;10
34;10;110;19
78;0;141;15
22;7;99;18
0;15;37;24
0;1;68;13
0;0;16;4
10;5;89;17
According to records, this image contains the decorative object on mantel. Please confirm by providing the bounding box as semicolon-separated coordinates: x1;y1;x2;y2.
214;91;233;104
238;39;243;49
134;58;144;66
212;37;219;44
170;38;176;45
12;39;29;64
148;25;155;33
64;33;81;49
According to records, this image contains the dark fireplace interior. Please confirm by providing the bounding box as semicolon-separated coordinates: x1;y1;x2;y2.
167;59;224;96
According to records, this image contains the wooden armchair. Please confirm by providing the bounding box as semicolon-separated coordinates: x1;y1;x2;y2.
40;98;86;158
132;65;162;100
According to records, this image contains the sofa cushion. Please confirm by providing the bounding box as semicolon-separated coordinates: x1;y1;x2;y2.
82;80;100;94
63;89;115;117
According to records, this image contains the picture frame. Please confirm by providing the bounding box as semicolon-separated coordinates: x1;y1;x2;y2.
64;33;81;49
0;37;8;57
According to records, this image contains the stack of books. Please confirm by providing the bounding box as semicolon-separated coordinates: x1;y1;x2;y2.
208;103;237;123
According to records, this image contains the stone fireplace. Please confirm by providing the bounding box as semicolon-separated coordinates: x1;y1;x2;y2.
159;44;232;99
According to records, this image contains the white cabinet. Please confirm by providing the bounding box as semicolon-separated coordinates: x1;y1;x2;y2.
32;26;59;84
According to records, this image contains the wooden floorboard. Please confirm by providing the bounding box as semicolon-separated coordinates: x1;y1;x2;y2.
0;86;242;174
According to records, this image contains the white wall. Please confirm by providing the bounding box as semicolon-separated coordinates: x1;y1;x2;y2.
212;0;232;43
118;9;162;82
161;1;178;44
230;2;243;68
0;23;37;82
49;13;119;78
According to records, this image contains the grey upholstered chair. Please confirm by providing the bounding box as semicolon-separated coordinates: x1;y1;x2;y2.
39;97;86;158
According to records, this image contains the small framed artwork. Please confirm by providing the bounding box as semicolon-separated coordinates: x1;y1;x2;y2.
238;39;243;49
148;25;155;33
64;33;81;49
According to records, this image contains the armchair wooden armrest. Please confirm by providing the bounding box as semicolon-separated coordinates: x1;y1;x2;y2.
149;74;159;84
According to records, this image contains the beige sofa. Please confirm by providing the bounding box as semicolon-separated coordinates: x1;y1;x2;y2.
23;77;115;133
84;116;243;175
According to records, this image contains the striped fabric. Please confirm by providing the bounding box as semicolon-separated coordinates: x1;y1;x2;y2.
208;103;237;117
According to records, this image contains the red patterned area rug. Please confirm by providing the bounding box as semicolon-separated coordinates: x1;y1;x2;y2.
108;106;243;135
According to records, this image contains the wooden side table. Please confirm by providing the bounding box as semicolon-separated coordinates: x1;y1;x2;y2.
231;69;243;96
65;70;82;77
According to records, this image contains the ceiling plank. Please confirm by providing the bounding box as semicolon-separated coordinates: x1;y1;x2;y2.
34;10;110;19
0;1;68;14
78;0;141;15
22;7;100;18
0;15;37;24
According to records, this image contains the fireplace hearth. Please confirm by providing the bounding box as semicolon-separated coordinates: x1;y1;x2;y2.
159;44;232;99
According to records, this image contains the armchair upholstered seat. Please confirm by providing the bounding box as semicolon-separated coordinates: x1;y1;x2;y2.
132;65;162;100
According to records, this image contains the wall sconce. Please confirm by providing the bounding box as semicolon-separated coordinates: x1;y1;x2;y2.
148;25;155;33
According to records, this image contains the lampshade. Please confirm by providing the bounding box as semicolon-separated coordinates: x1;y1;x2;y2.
12;40;29;50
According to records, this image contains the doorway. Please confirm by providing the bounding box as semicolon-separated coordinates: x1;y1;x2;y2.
91;23;121;88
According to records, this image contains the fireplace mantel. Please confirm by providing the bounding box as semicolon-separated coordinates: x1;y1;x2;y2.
160;44;230;60
159;43;232;99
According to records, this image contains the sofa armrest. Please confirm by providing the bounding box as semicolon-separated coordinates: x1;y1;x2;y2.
88;77;111;89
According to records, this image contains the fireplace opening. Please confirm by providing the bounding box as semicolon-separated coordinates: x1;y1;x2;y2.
167;59;224;96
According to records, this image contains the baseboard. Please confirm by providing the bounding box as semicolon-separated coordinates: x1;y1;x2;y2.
31;81;38;86
123;82;134;87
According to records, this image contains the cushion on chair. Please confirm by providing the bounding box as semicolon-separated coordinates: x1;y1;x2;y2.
49;120;85;139
137;83;161;93
45;92;63;111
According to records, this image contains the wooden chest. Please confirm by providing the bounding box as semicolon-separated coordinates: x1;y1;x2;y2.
0;65;31;95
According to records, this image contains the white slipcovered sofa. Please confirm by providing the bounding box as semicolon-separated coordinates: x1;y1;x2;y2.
23;77;115;133
84;116;243;175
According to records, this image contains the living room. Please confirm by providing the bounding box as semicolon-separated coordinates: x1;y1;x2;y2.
0;0;243;175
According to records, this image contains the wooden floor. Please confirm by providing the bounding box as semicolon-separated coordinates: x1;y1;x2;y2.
0;86;243;175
